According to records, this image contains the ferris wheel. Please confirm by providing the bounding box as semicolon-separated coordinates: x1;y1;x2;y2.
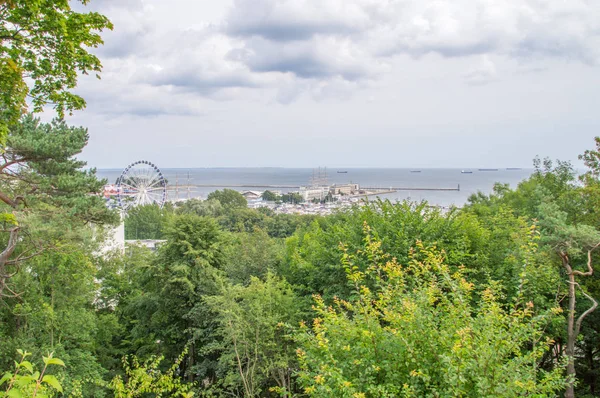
116;160;167;210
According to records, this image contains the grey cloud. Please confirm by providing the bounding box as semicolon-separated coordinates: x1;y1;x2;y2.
230;36;382;81
224;0;368;41
226;18;359;41
140;67;261;94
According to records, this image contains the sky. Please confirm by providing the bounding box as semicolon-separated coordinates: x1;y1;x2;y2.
62;0;600;169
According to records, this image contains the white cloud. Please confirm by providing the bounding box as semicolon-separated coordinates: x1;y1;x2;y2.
83;0;600;115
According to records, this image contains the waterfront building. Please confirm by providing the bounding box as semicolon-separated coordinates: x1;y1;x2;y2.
242;190;262;200
299;186;328;202
330;183;359;195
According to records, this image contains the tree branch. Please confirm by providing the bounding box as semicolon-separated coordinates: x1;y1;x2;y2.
0;227;19;266
0;156;29;172
0;191;18;208
570;281;599;338
571;241;600;277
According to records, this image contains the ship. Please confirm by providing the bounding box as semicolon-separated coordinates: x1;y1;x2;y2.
461;170;473;174
337;171;348;174
410;170;422;173
506;168;522;170
478;168;498;171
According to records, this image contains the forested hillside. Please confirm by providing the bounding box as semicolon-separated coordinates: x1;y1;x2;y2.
3;120;600;396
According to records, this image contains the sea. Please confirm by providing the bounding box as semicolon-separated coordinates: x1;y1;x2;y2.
96;168;533;207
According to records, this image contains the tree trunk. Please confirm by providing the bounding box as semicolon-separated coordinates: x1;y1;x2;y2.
565;271;576;398
0;226;20;298
562;247;600;398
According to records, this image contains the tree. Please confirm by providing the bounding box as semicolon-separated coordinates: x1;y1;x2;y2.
121;214;226;382
537;200;600;398
297;232;566;397
222;228;284;285
124;203;170;240
205;273;302;397
0;0;112;140
281;192;303;204
207;189;247;210
0;116;117;298
176;198;223;218
464;149;600;396
261;190;279;202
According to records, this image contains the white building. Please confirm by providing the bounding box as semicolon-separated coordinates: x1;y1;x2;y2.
242;190;263;200
299;186;328;202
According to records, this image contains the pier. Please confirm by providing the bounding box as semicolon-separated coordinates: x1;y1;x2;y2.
361;185;460;192
171;184;460;192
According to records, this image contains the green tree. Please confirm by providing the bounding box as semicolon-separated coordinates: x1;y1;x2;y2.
261;190;280;202
537;200;600;398
0;116;117;298
281;193;303;204
283;200;486;300
0;0;112;140
222;228;284;285
125;203;171;240
176;198;223;218
464;149;600;396
207;189;247;210
0;246;112;396
297;232;566;397
205;273;302;397
120;214;226;382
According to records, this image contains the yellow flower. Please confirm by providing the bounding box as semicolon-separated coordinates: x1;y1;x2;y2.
315;374;325;385
353;393;366;398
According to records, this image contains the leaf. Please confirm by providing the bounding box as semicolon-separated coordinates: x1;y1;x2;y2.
0;213;18;226
18;361;33;374
7;389;24;398
0;372;12;386
42;375;63;392
44;358;65;367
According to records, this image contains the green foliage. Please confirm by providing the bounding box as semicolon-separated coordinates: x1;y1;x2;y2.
297;232;567;397
261;190;279;202
0;350;65;397
0;115;117;296
110;350;194;398
283;200;487;300
124;203;171;240
0;0;113;142
0;247;110;396
207;189;247;210
222;228;284;285
177;199;223;218
115;214;226;383
205;273;303;396
261;191;303;204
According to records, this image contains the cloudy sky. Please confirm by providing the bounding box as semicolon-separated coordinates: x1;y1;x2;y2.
65;0;600;169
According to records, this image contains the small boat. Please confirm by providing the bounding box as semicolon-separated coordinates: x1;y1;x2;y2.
506;168;522;170
461;170;473;174
337;171;348;174
410;170;422;173
478;168;498;171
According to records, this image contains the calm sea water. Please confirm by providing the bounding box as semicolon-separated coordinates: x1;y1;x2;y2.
96;168;533;207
